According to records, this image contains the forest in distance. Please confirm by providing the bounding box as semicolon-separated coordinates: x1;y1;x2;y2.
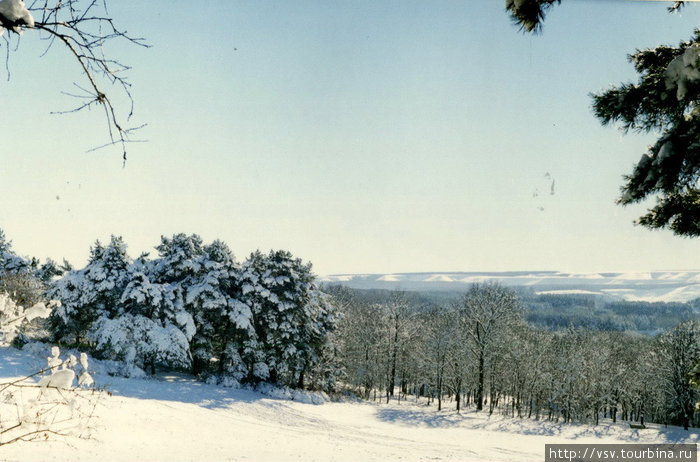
329;287;700;334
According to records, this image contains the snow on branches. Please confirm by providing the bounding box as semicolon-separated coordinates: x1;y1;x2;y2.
0;293;51;345
46;233;339;390
0;345;99;447
0;0;33;35
665;43;700;101
592;33;700;236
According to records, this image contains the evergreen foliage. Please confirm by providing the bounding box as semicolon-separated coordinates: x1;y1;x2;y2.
48;236;131;345
506;1;699;235
505;0;560;33
592;33;700;236
45;233;338;390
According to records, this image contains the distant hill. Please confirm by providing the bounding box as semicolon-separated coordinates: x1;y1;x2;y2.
319;271;700;303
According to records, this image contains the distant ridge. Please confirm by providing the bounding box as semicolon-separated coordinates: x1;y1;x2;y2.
319;271;700;303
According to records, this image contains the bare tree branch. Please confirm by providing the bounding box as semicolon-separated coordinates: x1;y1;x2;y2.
2;0;148;161
0;369;102;446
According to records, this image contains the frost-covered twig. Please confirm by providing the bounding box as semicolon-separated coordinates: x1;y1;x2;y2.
0;346;102;446
0;376;101;446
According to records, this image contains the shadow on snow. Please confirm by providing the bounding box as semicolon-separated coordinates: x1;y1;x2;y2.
0;346;280;410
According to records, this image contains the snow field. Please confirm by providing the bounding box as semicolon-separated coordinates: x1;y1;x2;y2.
0;346;697;462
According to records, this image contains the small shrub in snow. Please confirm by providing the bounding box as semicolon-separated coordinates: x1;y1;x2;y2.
253;382;328;404
0;293;52;345
90;314;191;375
0;345;102;446
201;371;242;388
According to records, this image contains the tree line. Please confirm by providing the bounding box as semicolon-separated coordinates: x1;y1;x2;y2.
523;293;698;333
329;285;700;430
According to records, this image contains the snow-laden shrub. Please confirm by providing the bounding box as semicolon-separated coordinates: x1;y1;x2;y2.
89;314;191;375
0;293;52;345
203;374;241;388
99;359;147;379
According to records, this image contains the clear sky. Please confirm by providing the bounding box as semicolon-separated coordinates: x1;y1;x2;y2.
0;0;698;276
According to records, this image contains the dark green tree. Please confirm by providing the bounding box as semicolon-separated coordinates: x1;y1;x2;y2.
592;34;700;236
240;250;338;388
506;0;699;236
48;236;131;344
505;0;560;33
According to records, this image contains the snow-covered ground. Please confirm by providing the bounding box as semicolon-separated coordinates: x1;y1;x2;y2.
1;346;697;462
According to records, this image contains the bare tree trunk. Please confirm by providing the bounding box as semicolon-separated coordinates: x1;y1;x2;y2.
389;326;399;397
297;366;306;389
476;350;485;411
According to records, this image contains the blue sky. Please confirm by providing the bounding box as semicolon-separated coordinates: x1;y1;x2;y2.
1;0;699;275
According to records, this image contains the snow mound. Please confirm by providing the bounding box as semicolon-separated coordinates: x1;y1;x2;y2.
377;274;401;282
423;274;454;283
256;383;329;404
609;272;653;282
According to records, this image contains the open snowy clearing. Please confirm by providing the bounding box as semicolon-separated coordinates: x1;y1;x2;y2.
1;347;697;462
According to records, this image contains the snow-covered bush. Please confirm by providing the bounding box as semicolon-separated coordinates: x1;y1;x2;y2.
254;382;329;404
36;345;97;391
90;314;191;374
0;344;100;447
0;293;52;345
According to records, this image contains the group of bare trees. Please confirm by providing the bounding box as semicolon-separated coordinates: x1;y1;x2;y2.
331;283;700;429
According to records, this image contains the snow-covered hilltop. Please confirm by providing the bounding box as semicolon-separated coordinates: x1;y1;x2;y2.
320;271;700;302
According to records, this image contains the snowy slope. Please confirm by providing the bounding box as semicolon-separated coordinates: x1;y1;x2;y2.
320;271;700;302
1;346;698;462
